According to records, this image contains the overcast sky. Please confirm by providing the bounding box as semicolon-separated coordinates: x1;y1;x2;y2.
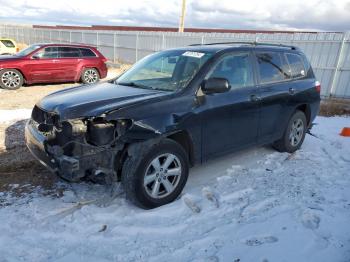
0;0;349;31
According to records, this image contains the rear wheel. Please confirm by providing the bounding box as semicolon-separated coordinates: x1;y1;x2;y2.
273;110;307;153
122;139;189;209
81;68;100;84
0;69;24;90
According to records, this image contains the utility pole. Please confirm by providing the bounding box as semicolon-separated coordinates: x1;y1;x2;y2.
178;0;187;33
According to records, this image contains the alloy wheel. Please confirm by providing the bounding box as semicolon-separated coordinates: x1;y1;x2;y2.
143;153;182;199
1;71;21;88
289;118;304;147
83;69;98;84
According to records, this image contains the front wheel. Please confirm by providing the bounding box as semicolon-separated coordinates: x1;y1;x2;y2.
81;68;100;84
273;110;307;153
0;69;24;90
122;139;189;209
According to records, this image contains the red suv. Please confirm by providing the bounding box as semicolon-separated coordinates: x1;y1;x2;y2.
0;43;108;90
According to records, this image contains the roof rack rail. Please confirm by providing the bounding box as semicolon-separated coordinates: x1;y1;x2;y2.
189;41;298;50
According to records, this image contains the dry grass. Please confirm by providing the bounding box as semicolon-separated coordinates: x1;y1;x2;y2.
319;98;350;117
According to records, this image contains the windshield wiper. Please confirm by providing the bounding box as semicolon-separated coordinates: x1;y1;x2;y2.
116;81;152;90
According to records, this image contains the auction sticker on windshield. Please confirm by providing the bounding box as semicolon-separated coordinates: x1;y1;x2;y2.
182;51;205;58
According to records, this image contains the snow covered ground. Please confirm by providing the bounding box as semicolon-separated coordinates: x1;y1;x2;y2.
0;109;32;124
0;113;349;262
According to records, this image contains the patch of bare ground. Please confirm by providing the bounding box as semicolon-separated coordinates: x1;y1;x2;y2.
0;119;65;205
0;165;65;207
0;119;35;171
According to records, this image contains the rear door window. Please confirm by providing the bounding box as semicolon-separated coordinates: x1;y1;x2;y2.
285;53;306;78
256;52;290;84
1;40;15;48
79;48;97;57
58;47;81;58
207;52;254;89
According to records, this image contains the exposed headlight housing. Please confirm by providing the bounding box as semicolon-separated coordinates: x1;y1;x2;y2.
87;120;115;146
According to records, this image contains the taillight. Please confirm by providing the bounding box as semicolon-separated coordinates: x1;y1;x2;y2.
315;81;321;93
102;57;108;63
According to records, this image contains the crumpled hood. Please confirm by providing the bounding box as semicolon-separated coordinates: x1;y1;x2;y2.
37;82;168;120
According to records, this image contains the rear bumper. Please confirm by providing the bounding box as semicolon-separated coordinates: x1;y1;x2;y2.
25;121;58;172
100;64;108;79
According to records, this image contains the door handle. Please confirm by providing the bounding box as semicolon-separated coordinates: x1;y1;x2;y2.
289;87;296;95
52;59;59;63
250;94;261;102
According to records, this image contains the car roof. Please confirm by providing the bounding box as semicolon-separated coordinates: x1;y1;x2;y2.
170;42;299;54
0;38;15;41
34;43;96;49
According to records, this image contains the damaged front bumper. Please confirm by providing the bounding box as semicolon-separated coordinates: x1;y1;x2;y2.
25;121;58;172
25;119;123;182
25;103;165;183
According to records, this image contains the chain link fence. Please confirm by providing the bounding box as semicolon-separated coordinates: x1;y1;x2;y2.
1;24;350;98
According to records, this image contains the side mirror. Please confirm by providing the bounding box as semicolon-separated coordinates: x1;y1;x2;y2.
201;77;231;94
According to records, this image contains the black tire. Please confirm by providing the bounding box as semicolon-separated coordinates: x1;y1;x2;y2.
273;110;307;153
81;68;100;84
122;139;189;209
0;69;24;90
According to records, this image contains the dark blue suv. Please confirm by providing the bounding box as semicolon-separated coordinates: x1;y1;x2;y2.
25;42;321;208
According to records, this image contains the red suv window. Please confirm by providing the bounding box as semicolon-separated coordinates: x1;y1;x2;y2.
58;47;81;58
79;48;97;57
36;47;59;58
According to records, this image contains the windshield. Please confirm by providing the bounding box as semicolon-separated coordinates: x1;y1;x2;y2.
116;50;213;91
16;44;42;57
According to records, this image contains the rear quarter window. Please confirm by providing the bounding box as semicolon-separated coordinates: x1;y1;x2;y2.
79;48;97;57
1;40;15;48
256;51;290;84
285;53;306;78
